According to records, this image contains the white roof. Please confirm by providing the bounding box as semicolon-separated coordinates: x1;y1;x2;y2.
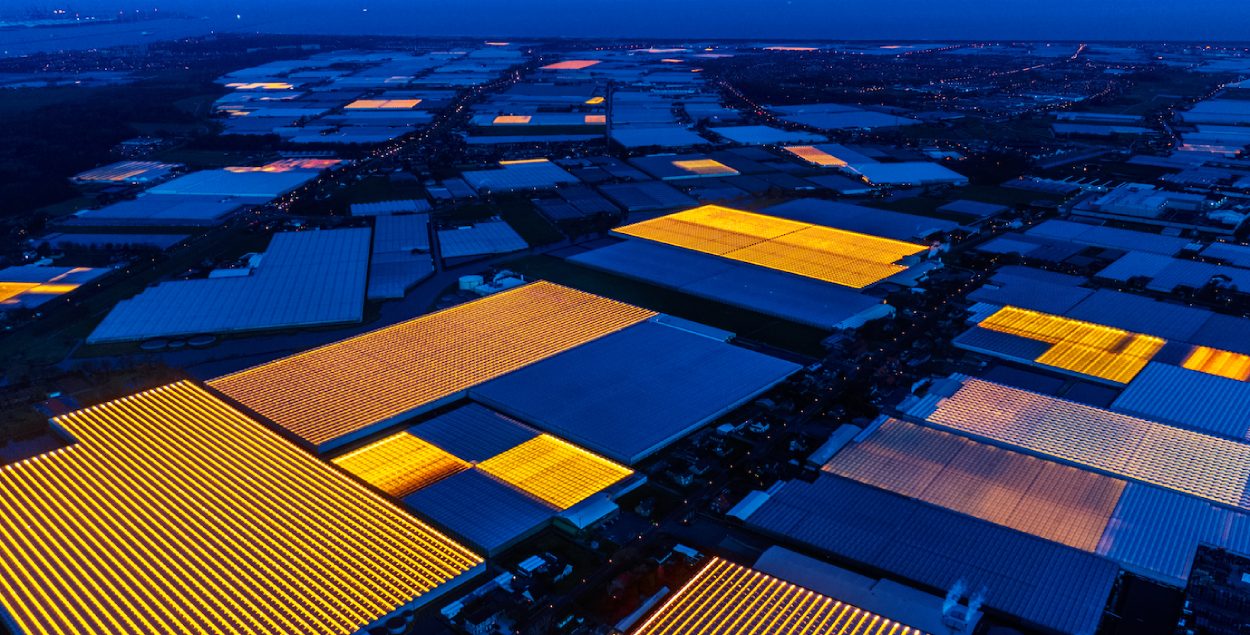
461;160;578;193
709;125;826;145
72;194;246;227
852;162;968;186
438;221;527;258
88;229;370;343
148;169;320;200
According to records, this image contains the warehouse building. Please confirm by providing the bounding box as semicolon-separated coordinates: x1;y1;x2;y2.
71;160;180;185
570;204;925;329
369;214;433;300
629;556;929;635
331;405;636;555
709;125;826;145
570;239;891;329
88;228;370;343
887;374;1250;585
735;471;1119;635
209;282;796;458
0;381;483;635
68;194;249;227
0;265;106;311
462;158;579;193
470;321;800;463
978;219;1190;260
437;220;527;259
762;199;960;243
956;269;1250;389
147;166;322;200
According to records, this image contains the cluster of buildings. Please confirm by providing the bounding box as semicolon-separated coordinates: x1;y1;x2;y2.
214;47;523;144
11;38;1250;635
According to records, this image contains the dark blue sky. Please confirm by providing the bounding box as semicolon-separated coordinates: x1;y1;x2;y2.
42;0;1250;40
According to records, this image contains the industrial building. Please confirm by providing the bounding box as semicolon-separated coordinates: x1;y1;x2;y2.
885;374;1250;585
0;381;483;635
369;214;433;300
568;205;925;329
209;281;795;459
437;220;527;259
71;160;180;185
470;321;799;463
69;194;249;227
147;166;322;200
629;557;927;635
88;228;370;343
734;472;1119;635
612;205;928;288
331;404;637;554
462;159;580;193
0;265;106;311
956;268;1250;389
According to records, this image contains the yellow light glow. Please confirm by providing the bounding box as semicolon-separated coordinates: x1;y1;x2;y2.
0;279;83;305
0;282;37;303
225;82;294;90
764;46;818;52
333;432;469;497
671;159;737;176
585;96;605;105
1183;346;1250;381
977;306;1164;384
615;205;926;288
541;60;601;70
631;557;923;635
584;114;607;124
485;41;510;46
209;282;655;448
477;435;632;510
0;381;481;635
784;145;849;167
345;99;422;110
498;157;549;165
493;115;533;125
928;378;1250;510
660;58;684;63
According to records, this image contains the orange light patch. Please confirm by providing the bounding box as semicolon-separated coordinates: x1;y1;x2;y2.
1183;346;1250;382
631;557;924;635
225;82;293;90
784;145;849;167
333;432;469;497
499;157;549;165
345;99;422;110
541;60;601;70
977;306;1165;384
477;435;632;510
209;282;655;448
263;158;343;171
493;115;533;125
0;282;37;304
0;382;481;635
584;114;607;124
672;159;737;176
615;205;925;288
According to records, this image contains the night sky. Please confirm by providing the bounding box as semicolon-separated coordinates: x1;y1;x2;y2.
36;0;1250;40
